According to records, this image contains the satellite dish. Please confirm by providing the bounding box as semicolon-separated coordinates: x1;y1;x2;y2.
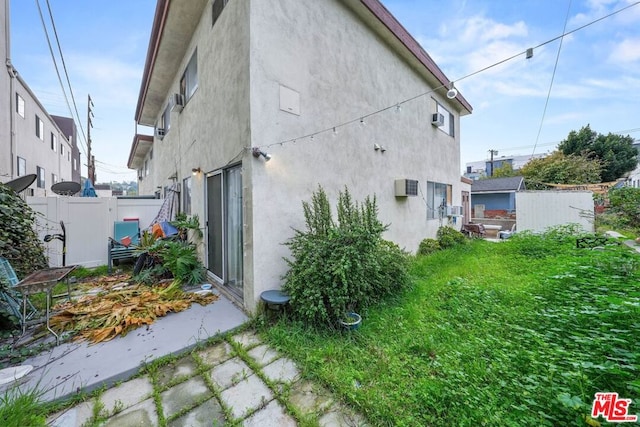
51;181;81;196
3;174;36;193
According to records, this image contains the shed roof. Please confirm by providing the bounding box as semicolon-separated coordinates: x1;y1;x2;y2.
471;177;525;193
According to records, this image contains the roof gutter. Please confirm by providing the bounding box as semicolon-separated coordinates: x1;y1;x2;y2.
359;0;472;114
134;0;170;124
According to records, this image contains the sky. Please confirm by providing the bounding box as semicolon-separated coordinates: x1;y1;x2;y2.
9;0;640;183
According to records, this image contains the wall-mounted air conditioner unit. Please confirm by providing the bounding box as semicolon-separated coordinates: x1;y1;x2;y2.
446;206;463;216
171;94;184;112
155;127;166;140
395;179;419;197
431;113;444;126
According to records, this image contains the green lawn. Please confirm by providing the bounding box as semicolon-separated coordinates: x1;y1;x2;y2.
261;233;640;426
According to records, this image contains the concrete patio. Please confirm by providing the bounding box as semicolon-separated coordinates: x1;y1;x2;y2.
47;330;368;426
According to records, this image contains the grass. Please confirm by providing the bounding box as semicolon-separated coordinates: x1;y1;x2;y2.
261;233;640;426
0;388;47;426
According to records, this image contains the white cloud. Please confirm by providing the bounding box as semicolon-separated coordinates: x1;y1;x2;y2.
608;37;640;63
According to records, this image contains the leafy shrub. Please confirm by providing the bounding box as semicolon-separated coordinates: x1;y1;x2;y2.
417;238;440;255
0;184;47;278
436;226;466;249
158;240;205;286
283;186;410;327
608;186;640;230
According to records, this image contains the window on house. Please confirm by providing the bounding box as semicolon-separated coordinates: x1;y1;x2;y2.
17;157;26;176
180;50;198;102
16;94;25;118
51;133;57;151
60;144;65;156
37;166;45;188
52;173;58;184
183;176;192;215
212;0;229;27
144;159;149;176
68;151;71;161
160;103;171;133
36;115;44;140
73;157;77;171
435;103;455;137
426;181;452;219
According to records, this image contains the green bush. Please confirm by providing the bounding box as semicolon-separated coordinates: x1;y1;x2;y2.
283;186;410;327
436;226;466;249
608;186;640;230
0;184;47;279
417;238;440;255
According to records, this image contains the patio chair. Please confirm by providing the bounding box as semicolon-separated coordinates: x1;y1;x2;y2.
108;220;141;273
0;257;39;323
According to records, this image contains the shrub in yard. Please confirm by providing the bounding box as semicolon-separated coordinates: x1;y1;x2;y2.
436;226;466;249
608;186;640;230
283;186;410;327
417;238;440;255
0;184;47;278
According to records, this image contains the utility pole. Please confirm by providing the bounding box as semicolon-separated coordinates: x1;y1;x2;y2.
488;149;498;177
87;95;95;182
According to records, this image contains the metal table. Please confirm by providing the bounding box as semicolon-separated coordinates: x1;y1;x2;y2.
14;266;76;343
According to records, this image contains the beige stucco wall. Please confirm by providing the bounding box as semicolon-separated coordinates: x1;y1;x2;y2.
139;0;467;312
246;0;465;311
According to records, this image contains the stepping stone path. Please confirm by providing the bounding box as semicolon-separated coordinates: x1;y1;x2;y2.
47;330;368;426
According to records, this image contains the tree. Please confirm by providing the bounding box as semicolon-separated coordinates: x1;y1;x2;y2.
558;125;637;182
520;151;602;189
491;162;518;178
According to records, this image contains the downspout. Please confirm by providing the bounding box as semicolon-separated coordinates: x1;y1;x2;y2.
5;0;16;179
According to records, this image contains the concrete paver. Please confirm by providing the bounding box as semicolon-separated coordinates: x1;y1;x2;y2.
219;373;274;419
261;357;300;384
100;376;154;414
155;358;198;388
230;330;262;348
160;375;212;419
167;397;226;427
101;397;158;427
247;344;280;366
47;401;93;427
195;341;233;367
289;379;334;416
243;400;297;427
210;357;253;390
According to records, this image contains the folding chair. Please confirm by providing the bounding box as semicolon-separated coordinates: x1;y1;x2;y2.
108;220;141;273
0;257;39;323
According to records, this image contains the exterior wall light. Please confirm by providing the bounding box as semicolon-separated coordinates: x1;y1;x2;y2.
252;147;271;161
446;82;458;99
192;167;202;175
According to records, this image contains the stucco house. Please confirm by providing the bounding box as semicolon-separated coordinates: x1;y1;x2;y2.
471;176;525;219
128;0;472;311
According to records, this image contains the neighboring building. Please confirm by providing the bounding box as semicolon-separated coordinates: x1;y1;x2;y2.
464;153;546;180
1;0;75;195
471;176;525;218
51;115;82;184
624;141;640;188
129;0;472;311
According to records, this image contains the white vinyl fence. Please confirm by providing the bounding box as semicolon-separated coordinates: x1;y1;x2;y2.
27;197;164;268
516;191;595;233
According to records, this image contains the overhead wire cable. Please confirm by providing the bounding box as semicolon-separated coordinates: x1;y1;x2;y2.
43;0;89;156
262;0;640;151
34;0;85;159
531;0;573;157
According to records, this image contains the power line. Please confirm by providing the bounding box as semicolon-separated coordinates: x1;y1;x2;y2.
43;0;89;156
259;0;640;151
531;0;573;157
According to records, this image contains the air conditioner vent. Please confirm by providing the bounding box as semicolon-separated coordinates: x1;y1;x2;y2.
446;206;463;216
431;113;444;126
155;127;165;140
395;179;419;197
171;94;184;112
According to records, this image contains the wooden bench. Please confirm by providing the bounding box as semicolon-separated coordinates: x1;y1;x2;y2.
462;223;486;238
